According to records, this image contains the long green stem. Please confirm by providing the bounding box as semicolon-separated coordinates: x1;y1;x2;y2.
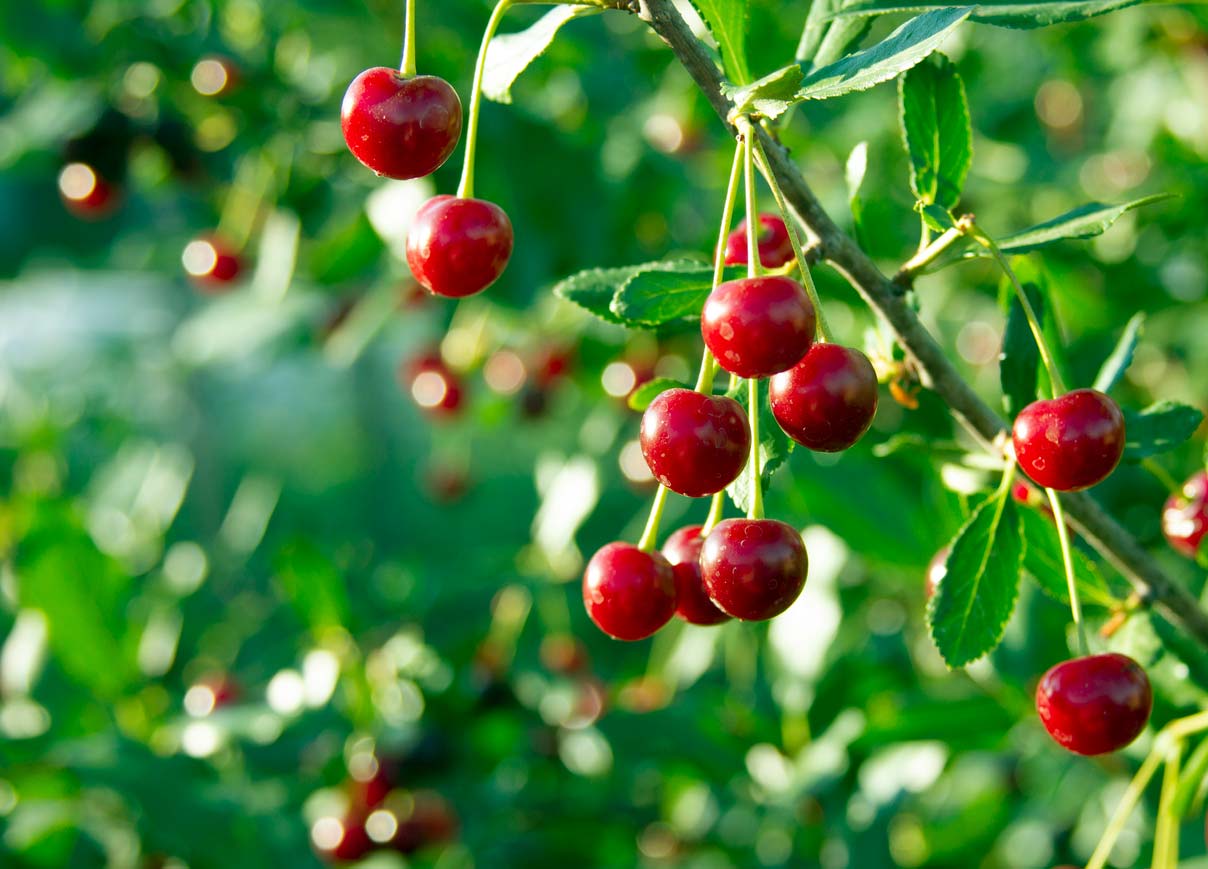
693;140;745;395
1046;488;1087;656
740;121;764;522
457;0;513;199
1152;741;1183;869
895;216;973;283
1085;748;1164;869
637;484;669;552
752;136;831;343
747;376;763;520
969;224;1067;395
702;491;725;536
401;0;417;75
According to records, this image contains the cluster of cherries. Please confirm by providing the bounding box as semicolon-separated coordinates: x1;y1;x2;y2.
341;65;512;298
583;215;880;640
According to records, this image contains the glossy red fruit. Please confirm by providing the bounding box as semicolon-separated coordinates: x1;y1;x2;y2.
770;344;878;452
661;525;731;626
640;389;751;497
403;355;463;417
925;546;949;600
701;519;808;621
1163;470;1208;559
182;235;242;290
701;276;816;378
406;195;513;298
1012;389;1125;492
582;543;676;641
314;813;374;863
1035;653;1152;755
724;214;794;269
58;162;118;219
341;68;462;179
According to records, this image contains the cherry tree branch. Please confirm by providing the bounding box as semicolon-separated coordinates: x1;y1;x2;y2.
634;0;1208;648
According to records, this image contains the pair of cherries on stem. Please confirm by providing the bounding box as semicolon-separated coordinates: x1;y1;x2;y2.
341;67;512;298
583;521;808;640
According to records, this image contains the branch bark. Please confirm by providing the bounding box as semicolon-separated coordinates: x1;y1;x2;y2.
636;0;1208;648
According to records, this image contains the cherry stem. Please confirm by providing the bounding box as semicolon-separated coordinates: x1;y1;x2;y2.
401;0;417;76
457;0;513;200
742;120;760;281
1152;741;1183;869
895;215;973;284
1045;487;1088;657
752;135;832;343
968;223;1068;396
637;484;669;552
693;139;745;395
702;491;725;536
747;376;763;520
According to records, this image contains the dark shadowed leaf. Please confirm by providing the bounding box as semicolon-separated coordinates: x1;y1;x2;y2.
999;282;1045;418
1093;313;1144;393
1019;507;1117;608
1123;402;1204;460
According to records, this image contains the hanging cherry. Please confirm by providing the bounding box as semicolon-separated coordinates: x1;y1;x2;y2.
1012;389;1125;492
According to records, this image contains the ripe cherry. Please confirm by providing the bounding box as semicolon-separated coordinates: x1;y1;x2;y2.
1012;389;1125;492
1035;653;1152;755
582;542;676;641
640;389;750;497
58;162;118;219
313;812;374;863
769;344;878;452
724;214;794;269
701;276;816;378
341;68;462;179
406;195;513;298
925;546;949;600
403;354;463;417
701;519;808;621
182;235;242;290
1163;470;1208;559
661;525;731;626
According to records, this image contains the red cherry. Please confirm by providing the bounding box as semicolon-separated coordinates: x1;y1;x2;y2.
701;276;816;378
1163;470;1208;559
402;355;463;417
340;68;462;179
191;55;241;97
1035;653;1152;755
700;519;808;621
639;389;751;497
723;214;793;269
769;344;878;452
58;162;118;219
661;525;731;626
1012;389;1125;492
406;195;513;298
182;235;243;291
925;546;949;600
314;813;374;863
392;791;459;854
582;543;676;641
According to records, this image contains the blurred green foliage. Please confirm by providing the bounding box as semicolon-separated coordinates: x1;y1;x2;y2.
1;1;1208;867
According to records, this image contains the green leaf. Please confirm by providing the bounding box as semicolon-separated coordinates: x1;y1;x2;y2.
612;262;745;327
552;264;640;325
1019;507;1117;608
847;141;869;244
982;195;1174;255
899;52;971;211
689;0;752;84
482;7;600;105
722;65;804;121
627;378;688;412
798;7;972;101
1123;401;1205;461
918;201;957;234
999;282;1045;418
928;487;1024;667
274;540;350;632
833;0;1149;29
725;381;791;515
1092;313;1144;394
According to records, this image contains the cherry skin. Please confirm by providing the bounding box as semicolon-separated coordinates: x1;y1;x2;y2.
701;276;816;378
392;791;459;854
701;519;808;621
640;389;751;497
1035;653;1152;755
314;813;374;863
182;235;242;291
661;525;731;626
1163;470;1208;559
403;354;463;417
58;162;118;219
1012;389;1125;492
724;214;793;269
406;195;514;298
341;68;462;179
769;344;878;452
582;543;677;641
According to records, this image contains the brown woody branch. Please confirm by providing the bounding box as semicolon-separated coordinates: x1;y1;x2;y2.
634;0;1208;648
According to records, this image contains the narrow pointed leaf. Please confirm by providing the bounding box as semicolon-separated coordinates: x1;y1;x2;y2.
834;0;1149;29
1019;507;1117;608
689;0;752;84
978;195;1174;255
1123;402;1204;460
999;282;1045;418
1093;313;1145;394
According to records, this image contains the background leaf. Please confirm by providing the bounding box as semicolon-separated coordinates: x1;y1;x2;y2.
551;264;641;325
1093;313;1144;394
611;261;716;326
689;0;752;84
1124;401;1205;460
999;281;1045;418
833;0;1150;28
1019;506;1117;608
483;7;601;105
899;52;971;211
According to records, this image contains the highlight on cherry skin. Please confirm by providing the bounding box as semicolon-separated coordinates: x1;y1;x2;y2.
340;67;462;180
1012;388;1126;492
700;519;808;621
403;353;464;418
723;213;793;269
182;234;243;291
406;195;514;298
1034;652;1153;756
769;343;879;452
701;275;816;379
1163;469;1208;559
582;542;677;641
661;525;731;626
640;388;751;498
58;161;118;219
